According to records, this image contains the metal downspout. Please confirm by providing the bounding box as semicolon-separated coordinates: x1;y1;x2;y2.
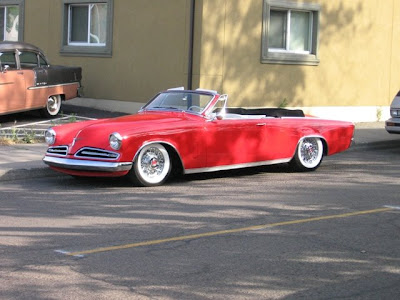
187;0;195;90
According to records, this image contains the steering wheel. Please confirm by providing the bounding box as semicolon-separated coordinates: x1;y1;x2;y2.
187;106;202;112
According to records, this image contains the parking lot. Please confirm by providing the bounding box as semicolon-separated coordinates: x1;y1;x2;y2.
0;137;399;299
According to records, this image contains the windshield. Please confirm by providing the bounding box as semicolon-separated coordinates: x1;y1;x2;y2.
142;91;215;114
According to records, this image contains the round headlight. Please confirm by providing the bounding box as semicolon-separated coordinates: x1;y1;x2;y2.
45;128;56;145
109;132;123;150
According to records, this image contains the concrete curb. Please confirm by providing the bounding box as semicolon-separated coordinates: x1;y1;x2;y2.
0;166;59;182
351;139;400;151
0;143;59;182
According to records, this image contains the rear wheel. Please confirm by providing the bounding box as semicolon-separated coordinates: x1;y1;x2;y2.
290;137;324;171
128;143;171;186
41;95;62;117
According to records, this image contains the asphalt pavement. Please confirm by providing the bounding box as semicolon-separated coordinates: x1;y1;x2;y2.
1;104;399;182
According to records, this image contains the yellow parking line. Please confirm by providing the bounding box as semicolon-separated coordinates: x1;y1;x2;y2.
65;207;393;257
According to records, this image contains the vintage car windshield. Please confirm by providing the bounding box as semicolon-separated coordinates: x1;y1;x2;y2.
142;92;215;114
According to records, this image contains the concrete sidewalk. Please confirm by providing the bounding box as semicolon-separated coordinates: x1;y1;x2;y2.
0;143;52;181
1;118;399;182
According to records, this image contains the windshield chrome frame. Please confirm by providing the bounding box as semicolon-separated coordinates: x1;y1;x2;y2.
140;90;219;116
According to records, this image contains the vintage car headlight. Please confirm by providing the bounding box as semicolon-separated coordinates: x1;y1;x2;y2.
390;109;400;118
45;128;56;145
109;132;123;150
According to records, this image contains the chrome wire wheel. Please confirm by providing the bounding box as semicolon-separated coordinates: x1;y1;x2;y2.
290;137;324;171
299;138;323;168
133;143;171;186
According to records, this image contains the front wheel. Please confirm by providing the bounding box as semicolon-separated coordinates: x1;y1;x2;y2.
128;143;171;186
290;137;324;171
41;95;62;117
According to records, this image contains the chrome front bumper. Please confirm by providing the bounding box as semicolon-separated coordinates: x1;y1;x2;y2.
43;156;132;172
385;118;400;134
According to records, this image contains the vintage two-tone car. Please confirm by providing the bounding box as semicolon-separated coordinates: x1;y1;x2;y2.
385;90;400;134
43;88;355;186
0;42;82;117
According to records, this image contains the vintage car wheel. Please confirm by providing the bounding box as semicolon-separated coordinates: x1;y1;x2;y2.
42;95;62;117
290;137;324;171
130;143;171;186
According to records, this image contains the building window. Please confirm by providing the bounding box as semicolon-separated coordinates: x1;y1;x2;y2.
61;0;113;56
0;0;24;41
262;0;320;65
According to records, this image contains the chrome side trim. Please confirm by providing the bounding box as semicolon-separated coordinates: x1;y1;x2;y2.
43;156;132;172
28;82;79;90
184;158;291;174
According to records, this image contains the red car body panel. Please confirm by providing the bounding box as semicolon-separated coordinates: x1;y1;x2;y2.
45;113;354;174
43;90;354;183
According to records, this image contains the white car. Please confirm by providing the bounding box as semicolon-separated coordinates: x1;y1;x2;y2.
386;91;400;134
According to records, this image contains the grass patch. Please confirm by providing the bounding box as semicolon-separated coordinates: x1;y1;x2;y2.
0;137;15;145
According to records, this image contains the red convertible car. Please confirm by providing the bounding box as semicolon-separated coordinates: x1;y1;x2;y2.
43;88;354;186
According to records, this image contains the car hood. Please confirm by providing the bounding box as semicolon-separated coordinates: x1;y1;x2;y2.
57;111;196;153
79;111;190;134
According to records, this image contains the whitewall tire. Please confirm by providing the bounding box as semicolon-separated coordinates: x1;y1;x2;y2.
290;137;324;171
129;143;171;186
42;95;62;117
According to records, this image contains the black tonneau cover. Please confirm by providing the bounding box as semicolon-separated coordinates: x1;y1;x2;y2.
223;107;305;118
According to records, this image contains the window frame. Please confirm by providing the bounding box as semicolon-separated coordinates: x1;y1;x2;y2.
261;0;320;65
61;0;113;57
0;51;18;69
0;0;25;42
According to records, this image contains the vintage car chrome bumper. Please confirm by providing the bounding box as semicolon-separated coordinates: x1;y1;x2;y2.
43;156;132;172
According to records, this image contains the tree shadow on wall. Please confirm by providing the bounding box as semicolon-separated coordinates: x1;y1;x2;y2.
192;0;368;108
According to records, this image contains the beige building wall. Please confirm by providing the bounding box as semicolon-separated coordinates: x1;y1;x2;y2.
194;0;400;113
21;0;400;121
24;0;190;103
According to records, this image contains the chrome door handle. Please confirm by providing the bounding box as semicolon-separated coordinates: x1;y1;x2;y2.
256;123;266;126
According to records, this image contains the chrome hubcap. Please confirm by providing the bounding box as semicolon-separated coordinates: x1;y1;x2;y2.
48;96;59;113
140;147;165;177
300;139;319;164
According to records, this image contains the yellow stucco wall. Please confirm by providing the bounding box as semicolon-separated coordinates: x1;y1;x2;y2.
194;0;400;108
24;0;190;103
22;0;400;108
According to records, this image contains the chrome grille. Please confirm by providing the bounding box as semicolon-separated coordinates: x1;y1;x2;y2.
47;146;68;156
75;147;120;160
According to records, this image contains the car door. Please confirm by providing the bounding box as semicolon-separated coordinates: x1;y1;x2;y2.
261;118;301;161
204;117;269;167
18;51;44;109
0;51;26;114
